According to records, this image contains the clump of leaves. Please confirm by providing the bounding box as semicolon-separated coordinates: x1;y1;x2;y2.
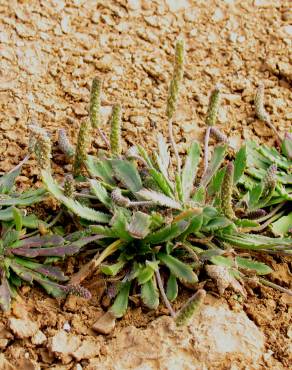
0;159;96;311
32;40;291;324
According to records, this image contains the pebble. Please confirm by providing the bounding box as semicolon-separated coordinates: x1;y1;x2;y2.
31;330;47;345
212;8;224;22
61;15;71;34
9;318;39;339
92;311;116;334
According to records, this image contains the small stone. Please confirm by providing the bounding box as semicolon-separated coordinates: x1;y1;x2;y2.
238;36;246;43
166;0;190;12
184;8;198;22
212;8;224;22
72;338;102;360
127;0;141;11
61;15;71;34
32;330;47;345
91;11;100;23
130;115;147;126
9;318;39;339
282;11;292;21
49;330;81;355
282;25;292;37
92;311;116;334
229;32;237;42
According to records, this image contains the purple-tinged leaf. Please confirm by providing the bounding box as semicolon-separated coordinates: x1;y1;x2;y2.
32;265;68;282
19;235;64;249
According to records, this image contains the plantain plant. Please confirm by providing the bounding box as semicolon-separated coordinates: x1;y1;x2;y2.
31;40;291;326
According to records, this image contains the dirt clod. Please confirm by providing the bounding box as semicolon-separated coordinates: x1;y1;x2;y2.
92;311;116;335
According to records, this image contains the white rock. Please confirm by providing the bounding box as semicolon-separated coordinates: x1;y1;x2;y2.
212;8;224;22
9;318;39;339
282;25;292;37
127;0;141;10
165;0;190;12
31;330;47;345
61;15;71;34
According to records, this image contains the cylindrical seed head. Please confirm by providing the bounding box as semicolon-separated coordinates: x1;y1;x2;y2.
73;120;91;177
261;164;277;200
206;85;221;127
29;124;52;170
220;162;236;220
175;289;206;327
166;39;185;119
90;77;102;128
110;104;122;157
64;174;75;198
65;284;92;299
254;83;270;123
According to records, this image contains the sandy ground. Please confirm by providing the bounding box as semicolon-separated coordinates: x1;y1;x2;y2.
0;0;291;369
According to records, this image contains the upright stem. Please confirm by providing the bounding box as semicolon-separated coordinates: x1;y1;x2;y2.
168;119;181;176
154;267;176;318
97;127;110;149
202;126;211;178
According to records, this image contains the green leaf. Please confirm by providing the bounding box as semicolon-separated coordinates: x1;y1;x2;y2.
271;213;292;237
181;214;203;238
144;220;189;245
109;281;131;318
181;142;200;202
137;265;155;285
166;273;178;301
86;156;116;186
156;133;170;178
101;260;126;276
12;207;22;232
127;212;151;239
235;219;260;228
0;207;14;221
141;277;159;310
149;168;173;197
136;188;181;210
136;145;155;168
236;257;273;275
210;255;233;267
111;208;132;241
0;166;21;194
202;217;233;232
234;145;247;184
207;167;226;196
158;253;198;283
90;180;112;208
111;159;142;193
191;186;205;204
200;144;227;187
41;170;110;223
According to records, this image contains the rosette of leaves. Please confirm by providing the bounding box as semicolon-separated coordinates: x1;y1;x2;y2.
35;41;291;321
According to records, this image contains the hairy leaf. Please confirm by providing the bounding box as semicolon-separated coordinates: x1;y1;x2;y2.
158;253;198;283
236;257;273;275
136;188;181;210
234;145;247;184
101;260;126;276
111;159;142;193
144;220;189;245
166;273;178;301
141;277;159;310
271;213;292;237
149;168;173;197
200;144;227;187
181;142;200;202
127;212;151;239
86;156;116;186
109;281;131;318
90;180;112;208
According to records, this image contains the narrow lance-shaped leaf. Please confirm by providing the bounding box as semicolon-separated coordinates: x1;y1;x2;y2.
101;260;126;276
235;257;273;275
111;159;142;193
12;207;22;232
144;220;189;245
86;156;116;186
41;170;110;223
233;145;247;184
90;180;112;208
109;281;131;318
156;133;170;178
200;144;227;187
141;277;159;310
136;188;181;210
181;142;200;202
166;273;178;302
158;252;198;283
